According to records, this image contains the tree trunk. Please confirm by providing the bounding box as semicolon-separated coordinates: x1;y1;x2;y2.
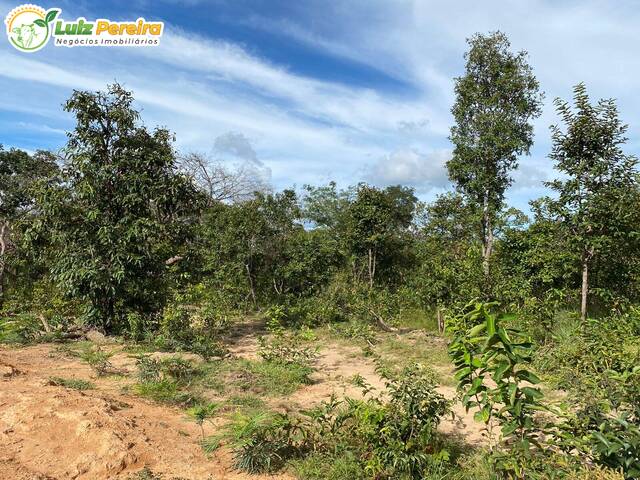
580;247;593;322
367;248;376;289
245;263;257;307
437;308;445;334
0;222;7;308
481;192;493;289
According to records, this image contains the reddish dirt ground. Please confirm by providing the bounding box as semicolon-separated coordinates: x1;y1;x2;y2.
0;344;292;480
0;331;485;480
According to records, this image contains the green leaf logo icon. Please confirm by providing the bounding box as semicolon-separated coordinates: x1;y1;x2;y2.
5;4;60;53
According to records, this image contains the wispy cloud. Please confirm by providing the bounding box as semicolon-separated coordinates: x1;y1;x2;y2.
2;0;640;211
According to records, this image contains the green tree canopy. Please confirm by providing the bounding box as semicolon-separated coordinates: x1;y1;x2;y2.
448;31;543;288
31;84;200;330
543;83;640;320
0;146;58;305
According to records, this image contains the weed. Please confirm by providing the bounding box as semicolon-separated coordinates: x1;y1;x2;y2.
186;402;218;440
226;394;266;410
204;410;301;473
80;345;114;376
133;379;204;406
257;335;318;367
48;376;95;390
135;355;199;385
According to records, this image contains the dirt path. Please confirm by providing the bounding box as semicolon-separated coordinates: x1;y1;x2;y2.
226;330;487;445
0;344;292;480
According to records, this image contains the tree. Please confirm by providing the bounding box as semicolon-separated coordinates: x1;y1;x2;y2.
545;83;639;321
448;31;543;289
0;147;58;306
199;189;304;305
32;84;199;330
302;181;354;232
345;184;417;288
413;193;481;331
179;152;269;205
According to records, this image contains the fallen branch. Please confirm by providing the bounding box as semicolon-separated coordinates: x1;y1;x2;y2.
367;308;398;333
38;314;52;334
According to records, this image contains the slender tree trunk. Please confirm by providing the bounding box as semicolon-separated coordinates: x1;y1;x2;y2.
368;248;376;289
0;222;8;308
580;247;593;322
481;192;493;289
437;308;444;334
245;263;257;307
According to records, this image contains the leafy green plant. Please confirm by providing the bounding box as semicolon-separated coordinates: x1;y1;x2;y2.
216;363;451;478
204;410;302;473
133;379;204;406
257;335;318;368
136;356;162;383
186;403;218;440
136;355;198;385
80;345;114;376
591;414;640;478
264;305;287;334
448;301;547;478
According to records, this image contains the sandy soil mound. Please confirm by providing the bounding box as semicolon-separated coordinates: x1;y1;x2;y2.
0;345;291;480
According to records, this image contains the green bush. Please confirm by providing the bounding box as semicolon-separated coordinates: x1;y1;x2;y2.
154;283;233;358
135;355;198;385
80;345;114;376
213;363;451;479
257;335;318;367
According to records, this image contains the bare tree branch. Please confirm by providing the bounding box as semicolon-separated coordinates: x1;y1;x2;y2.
179;152;270;204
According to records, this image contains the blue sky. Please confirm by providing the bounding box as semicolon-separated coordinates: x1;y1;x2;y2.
3;0;640;213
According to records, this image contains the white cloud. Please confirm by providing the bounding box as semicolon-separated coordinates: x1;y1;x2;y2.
364;148;451;192
135;28;449;136
212;131;272;184
16;121;67;136
4;0;640;211
511;159;555;191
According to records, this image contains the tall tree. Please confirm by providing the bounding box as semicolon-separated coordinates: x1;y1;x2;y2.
545;83;639;321
414;192;481;331
0;147;58;306
448;31;543;289
32;84;199;330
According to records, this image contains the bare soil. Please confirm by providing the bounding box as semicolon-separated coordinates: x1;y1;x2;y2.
0;328;485;479
0;344;292;480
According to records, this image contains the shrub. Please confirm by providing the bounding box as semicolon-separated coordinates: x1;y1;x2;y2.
133;379;204;406
448;301;548;478
214;363;451;479
155;283;233;358
135;355;198;385
257;335;318;368
186;402;219;440
204;410;302;473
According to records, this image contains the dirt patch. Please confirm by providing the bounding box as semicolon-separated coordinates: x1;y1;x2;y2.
0;362;20;378
0;328;488;479
0;345;292;480
226;329;487;445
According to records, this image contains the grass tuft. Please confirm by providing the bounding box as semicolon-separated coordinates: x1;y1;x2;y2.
48;376;95;390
